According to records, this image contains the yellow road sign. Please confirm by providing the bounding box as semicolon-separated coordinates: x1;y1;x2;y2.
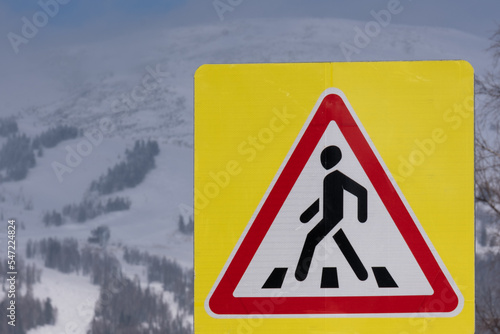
195;61;474;334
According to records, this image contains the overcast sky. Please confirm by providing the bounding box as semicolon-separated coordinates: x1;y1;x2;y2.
1;0;499;49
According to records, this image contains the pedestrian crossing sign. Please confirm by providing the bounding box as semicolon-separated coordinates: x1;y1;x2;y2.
195;61;474;333
206;88;461;317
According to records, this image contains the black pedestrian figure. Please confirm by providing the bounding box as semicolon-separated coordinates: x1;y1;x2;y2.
295;145;368;282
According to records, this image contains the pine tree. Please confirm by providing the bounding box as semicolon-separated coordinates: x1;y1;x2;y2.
88;225;111;247
44;298;55;325
178;215;185;233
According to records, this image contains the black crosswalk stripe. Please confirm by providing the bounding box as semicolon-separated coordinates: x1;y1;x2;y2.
372;267;398;288
262;266;398;289
262;268;288;289
320;267;339;288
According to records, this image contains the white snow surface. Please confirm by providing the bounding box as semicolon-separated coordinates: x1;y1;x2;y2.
25;264;100;334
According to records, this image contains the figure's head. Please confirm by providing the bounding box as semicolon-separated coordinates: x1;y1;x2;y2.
321;146;342;170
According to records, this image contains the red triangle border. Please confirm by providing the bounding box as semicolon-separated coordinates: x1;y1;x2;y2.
206;89;463;318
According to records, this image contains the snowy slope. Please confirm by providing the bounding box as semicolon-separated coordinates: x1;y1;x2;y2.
25;266;100;334
0;18;492;334
9;19;492;143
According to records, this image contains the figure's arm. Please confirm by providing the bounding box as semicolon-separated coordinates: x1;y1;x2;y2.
343;178;368;222
300;199;320;223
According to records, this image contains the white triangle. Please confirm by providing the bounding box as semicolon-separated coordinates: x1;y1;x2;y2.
233;121;433;298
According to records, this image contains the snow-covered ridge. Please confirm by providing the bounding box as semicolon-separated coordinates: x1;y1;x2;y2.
2;18;490;147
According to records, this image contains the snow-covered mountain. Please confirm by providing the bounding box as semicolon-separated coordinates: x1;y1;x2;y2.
3;18;492;137
0;18;493;333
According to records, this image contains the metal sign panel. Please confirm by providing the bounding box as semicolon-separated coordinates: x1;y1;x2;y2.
195;61;474;333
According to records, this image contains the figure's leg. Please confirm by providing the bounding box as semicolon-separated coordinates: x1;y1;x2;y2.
295;219;329;281
333;229;368;281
